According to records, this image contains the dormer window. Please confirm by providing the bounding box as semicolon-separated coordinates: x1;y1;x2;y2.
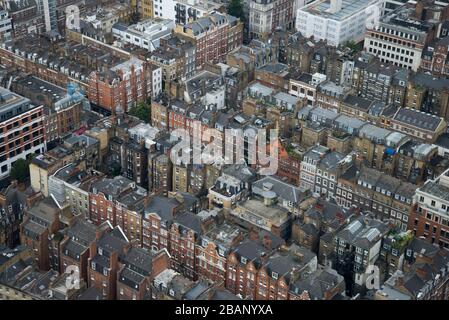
272;272;278;280
241;257;247;264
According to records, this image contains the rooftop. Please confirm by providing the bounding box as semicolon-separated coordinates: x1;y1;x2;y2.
300;0;380;21
393;108;443;132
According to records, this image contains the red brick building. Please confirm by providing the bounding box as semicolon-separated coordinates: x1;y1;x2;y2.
142;193;199;252
254;245;317;300
174;13;243;70
168;100;189;131
60;218;101;282
87;225;130;300
117;247;167;300
88;176;135;225
421;37;449;77
88;57;150;114
276;141;301;186
196;220;245;285
225;239;276;299
168;212;201;280
20;198;61;271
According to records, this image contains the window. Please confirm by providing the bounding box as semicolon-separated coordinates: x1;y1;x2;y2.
272;272;278;280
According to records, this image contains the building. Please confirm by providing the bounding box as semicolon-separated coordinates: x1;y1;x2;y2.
248;0;295;40
0;182;41;248
196;214;245;284
363;1;444;71
87;225;130;299
0;87;46;179
252;176;305;216
230;198;291;240
48;163;100;218
88;57;152;114
59;218;99;282
142;0;153;19
117;247;153;300
108;136;148;188
421;36;449;77
9;75;84;146
0;8;12;41
174;13;243;70
333;214;390;295
390;108;446;143
88;175;138;225
410;168;449;249
296;0;383;47
254;244;317;300
152;0;223;24
300;145;330;192
254;63;291;92
376;238;449;300
353;57;403;106
289;73;327;106
405;72;449;120
144;193;199;252
293;198;351;255
81;4;132;34
5;0;45;38
112;19;175;51
289;265;346;300
149;37;196;92
225;238;281;299
208;164;255;210
20;198;62;271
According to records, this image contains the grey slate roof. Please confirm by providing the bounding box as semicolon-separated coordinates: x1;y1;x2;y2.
174;211;202;235
252;176;303;204
144;196;180;222
393;108;443;131
233;240;268;269
290;267;344;299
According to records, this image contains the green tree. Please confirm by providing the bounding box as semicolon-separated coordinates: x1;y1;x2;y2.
129;102;151;123
10;158;30;183
344;40;360;52
227;0;245;22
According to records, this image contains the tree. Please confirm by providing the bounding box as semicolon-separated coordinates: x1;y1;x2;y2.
227;0;245;22
129;102;151;123
10;158;30;183
344;40;360;52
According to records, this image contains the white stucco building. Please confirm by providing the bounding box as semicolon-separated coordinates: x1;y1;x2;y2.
153;0;222;25
112;18;175;51
296;0;384;47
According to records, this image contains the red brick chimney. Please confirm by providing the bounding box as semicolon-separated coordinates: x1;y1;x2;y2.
263;235;272;251
249;228;258;241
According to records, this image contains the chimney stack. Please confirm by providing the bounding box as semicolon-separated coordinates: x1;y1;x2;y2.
263;234;272;250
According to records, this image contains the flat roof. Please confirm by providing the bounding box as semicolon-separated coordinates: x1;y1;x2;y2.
300;0;380;21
